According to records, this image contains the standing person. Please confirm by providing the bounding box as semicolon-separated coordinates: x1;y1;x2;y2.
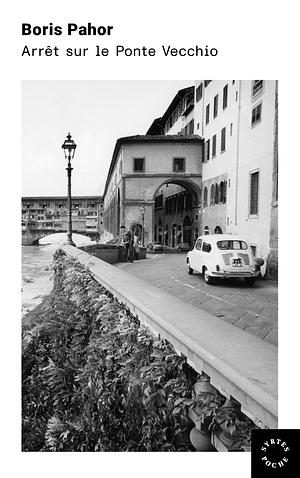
133;231;140;260
128;228;134;263
120;225;130;262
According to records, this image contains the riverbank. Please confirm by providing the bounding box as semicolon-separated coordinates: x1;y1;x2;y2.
22;245;55;317
22;235;100;317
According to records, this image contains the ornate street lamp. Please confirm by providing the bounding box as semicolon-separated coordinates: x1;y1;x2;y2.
141;205;145;246
62;133;77;246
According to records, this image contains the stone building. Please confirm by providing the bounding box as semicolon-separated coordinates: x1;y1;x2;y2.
102;135;203;245
193;80;278;275
102;81;278;275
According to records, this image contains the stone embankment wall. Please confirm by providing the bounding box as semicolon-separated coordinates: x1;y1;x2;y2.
61;246;277;451
79;244;146;264
22;249;258;451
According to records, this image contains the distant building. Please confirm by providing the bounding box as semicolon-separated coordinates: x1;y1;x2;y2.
147;86;195;136
22;195;103;244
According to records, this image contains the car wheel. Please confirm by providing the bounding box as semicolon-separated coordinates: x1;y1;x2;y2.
203;267;213;284
187;259;193;275
245;277;256;286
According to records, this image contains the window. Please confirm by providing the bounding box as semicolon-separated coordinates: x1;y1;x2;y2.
203;187;208;207
210;184;215;205
204;80;212;87
133;157;145;172
212;134;217;157
215;184;219;204
232;80;235;85
217;240;248;250
214;226;223;234
202;242;211;252
205;104;210;124
219;181;224;202
252;103;262;126
230;123;233;136
195;238;202;250
173;157;185;172
204;139;210;162
252;80;264;98
196;83;203;102
249;171;259;215
204;226;209;235
188;119;194;134
221;127;226;152
213;95;218;118
223;84;228;109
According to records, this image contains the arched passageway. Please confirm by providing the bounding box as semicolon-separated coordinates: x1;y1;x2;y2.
153;178;201;248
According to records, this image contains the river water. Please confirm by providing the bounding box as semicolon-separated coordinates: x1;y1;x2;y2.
22;233;96;316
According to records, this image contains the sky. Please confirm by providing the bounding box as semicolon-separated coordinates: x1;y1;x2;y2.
22;80;193;196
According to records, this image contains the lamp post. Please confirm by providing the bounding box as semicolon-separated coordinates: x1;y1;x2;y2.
141;205;145;246
62;133;77;246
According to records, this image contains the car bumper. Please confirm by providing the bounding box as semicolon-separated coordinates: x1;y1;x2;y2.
211;270;260;279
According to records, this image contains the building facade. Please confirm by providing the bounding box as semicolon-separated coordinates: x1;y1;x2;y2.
22;195;103;243
193;80;278;275
102;81;278;276
103;135;203;245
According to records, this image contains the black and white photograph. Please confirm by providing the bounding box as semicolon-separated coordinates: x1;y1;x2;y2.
21;80;278;453
5;0;300;476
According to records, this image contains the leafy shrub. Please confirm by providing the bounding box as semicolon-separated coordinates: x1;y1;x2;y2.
22;249;195;451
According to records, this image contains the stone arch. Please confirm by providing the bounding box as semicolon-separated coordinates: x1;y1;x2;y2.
219;181;224;203
215;183;219;204
214;225;223;234
203;187;208;207
210;184;215;205
152;178;202;204
152;177;202;247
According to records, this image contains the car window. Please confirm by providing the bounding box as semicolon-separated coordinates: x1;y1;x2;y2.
202;242;211;253
217;240;248;250
195;239;202;250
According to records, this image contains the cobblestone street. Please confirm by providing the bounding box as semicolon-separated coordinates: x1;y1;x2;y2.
116;253;278;346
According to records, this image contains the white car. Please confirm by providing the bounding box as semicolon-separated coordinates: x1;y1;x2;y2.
186;234;262;285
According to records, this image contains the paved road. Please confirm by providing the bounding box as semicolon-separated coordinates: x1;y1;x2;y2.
115;253;278;346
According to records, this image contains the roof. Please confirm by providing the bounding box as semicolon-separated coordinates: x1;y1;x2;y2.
103;134;203;198
160;86;194;124
146;86;194;134
146;117;164;135
22;195;102;202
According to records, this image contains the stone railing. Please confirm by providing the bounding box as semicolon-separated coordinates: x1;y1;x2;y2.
79;243;146;264
62;245;278;450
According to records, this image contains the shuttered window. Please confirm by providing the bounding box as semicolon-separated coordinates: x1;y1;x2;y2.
250;171;259;215
221;127;226;152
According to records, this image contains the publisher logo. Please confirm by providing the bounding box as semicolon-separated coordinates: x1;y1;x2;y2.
251;429;298;477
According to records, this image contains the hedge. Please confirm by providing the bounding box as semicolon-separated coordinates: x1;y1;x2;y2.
22;249;196;451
